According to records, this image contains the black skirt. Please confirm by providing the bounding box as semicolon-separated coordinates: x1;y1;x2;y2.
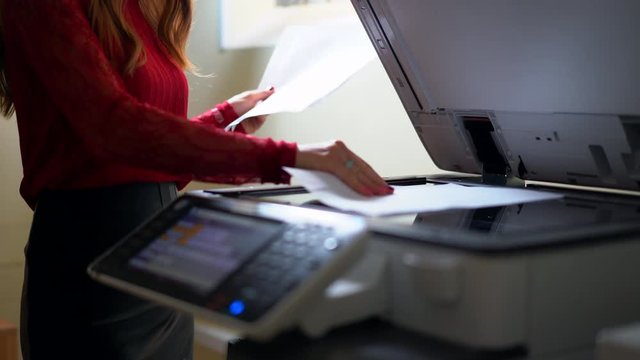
20;182;193;360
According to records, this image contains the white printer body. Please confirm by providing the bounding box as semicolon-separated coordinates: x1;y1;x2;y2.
316;1;640;358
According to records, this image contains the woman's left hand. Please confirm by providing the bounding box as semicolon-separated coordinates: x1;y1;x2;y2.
227;87;275;134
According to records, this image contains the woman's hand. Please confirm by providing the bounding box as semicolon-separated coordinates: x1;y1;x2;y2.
227;87;275;134
295;141;394;197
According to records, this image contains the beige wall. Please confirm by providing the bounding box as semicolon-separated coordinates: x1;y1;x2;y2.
0;114;30;332
0;0;438;353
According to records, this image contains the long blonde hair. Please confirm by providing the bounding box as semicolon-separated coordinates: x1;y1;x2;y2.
0;0;12;117
0;0;194;118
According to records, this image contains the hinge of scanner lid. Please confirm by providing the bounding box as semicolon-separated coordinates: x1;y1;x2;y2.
461;114;524;187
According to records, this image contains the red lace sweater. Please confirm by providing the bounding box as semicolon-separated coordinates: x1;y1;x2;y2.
3;0;297;209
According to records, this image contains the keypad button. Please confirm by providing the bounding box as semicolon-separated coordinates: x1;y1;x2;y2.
281;243;297;257
270;241;285;253
240;286;258;300
293;236;309;245
291;246;307;258
282;231;296;242
279;257;294;269
306;258;323;271
323;237;340;251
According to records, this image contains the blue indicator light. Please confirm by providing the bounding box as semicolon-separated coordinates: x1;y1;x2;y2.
229;300;245;316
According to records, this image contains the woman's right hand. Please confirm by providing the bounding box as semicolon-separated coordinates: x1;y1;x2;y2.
295;141;394;197
227;87;275;134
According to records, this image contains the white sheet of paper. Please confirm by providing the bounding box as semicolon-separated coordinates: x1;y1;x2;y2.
284;167;564;217
226;17;376;130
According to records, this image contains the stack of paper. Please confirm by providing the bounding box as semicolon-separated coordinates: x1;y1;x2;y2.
284;168;563;217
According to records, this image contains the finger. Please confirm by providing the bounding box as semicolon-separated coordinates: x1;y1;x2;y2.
243;116;267;134
336;170;375;196
339;149;391;194
354;168;389;195
251;87;275;102
252;117;267;132
319;149;371;195
332;155;390;196
353;158;387;188
351;163;393;195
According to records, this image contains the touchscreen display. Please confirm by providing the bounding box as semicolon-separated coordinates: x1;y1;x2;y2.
128;207;283;294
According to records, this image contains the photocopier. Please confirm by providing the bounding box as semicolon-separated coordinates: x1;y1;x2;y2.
91;1;640;359
209;1;640;359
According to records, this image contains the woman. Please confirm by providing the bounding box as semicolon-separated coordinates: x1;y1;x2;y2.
0;0;392;359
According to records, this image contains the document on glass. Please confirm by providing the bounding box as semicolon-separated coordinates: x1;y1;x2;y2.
225;17;376;130
284;168;564;217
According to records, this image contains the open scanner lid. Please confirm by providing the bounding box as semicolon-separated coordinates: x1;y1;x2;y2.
352;0;640;191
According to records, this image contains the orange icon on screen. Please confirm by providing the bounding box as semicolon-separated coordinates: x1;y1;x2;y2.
160;223;204;245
